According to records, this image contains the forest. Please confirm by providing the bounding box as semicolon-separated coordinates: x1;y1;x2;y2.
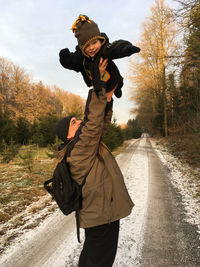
0;53;141;156
129;0;200;137
0;56;85;147
0;0;199;159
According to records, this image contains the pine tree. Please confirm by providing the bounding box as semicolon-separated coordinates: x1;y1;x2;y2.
1;139;20;163
18;145;34;172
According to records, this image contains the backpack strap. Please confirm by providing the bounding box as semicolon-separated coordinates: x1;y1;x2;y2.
65;142;100;243
75;211;81;243
74;160;97;243
75;172;88;243
75;174;87;243
44;178;53;195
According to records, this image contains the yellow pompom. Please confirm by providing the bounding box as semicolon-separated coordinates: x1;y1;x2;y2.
71;15;91;32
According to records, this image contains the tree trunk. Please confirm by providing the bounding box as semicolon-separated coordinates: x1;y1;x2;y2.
161;0;168;136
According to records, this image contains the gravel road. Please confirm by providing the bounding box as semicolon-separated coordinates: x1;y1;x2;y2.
0;137;200;267
139;138;200;267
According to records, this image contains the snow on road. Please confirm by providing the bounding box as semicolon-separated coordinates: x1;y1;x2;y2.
151;139;200;239
41;138;149;267
113;138;149;266
0;136;199;266
0;138;149;267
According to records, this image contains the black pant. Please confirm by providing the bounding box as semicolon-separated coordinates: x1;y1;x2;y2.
78;220;120;267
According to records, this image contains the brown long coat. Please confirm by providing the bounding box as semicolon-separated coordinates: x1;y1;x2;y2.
67;88;134;228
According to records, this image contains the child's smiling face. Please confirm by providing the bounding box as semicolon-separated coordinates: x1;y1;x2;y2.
84;39;102;58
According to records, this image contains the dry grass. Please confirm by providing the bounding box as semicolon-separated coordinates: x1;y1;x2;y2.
0;146;57;224
112;140;132;157
2;136;198;226
0;141;132;225
1;233;20;248
155;133;200;168
1;142;134;252
155;133;200;201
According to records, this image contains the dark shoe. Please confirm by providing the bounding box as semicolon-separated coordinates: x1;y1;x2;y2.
114;88;122;98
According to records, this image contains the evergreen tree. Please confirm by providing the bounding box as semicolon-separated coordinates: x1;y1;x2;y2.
177;1;200;133
18;145;34;172
0;139;20;163
123;119;142;139
103;120;124;151
0;112;16;145
31;115;59;147
16;117;31;145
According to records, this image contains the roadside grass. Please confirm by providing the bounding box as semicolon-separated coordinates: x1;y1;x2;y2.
155;133;200;168
0;136;199;252
0;139;134;252
155;133;200;198
0;145;57;225
0;141;132;225
112;140;132;157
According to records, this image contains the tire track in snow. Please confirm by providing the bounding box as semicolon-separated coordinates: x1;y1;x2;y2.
113;137;149;266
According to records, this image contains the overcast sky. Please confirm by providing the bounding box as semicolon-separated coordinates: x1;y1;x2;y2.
0;0;178;124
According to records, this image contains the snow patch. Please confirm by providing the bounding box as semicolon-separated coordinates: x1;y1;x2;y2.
113;138;149;266
151;139;200;239
42;138;150;267
1;137;199;266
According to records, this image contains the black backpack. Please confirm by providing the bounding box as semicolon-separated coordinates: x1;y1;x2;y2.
44;153;87;242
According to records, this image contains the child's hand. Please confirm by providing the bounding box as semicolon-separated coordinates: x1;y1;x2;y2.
99;58;108;80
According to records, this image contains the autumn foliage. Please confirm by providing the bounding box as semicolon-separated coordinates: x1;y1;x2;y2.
0;57;85;146
129;0;200;136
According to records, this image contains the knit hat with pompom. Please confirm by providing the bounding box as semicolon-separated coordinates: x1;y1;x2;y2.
71;15;106;57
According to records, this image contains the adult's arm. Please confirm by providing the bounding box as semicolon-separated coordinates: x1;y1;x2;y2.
67;85;108;184
101;86;115;136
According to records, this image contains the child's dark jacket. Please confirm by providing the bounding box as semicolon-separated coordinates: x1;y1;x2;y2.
59;33;140;93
